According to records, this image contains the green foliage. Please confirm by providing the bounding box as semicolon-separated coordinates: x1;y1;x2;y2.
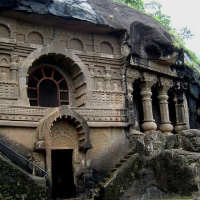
145;1;171;30
109;14;114;19
112;0;145;12
178;27;194;40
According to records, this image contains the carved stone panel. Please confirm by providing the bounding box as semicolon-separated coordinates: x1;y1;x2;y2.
27;32;43;45
69;38;84;51
50;119;77;149
99;41;113;54
0;24;10;38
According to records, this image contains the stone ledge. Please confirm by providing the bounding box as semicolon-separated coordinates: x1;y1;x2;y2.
88;122;129;127
0;120;38;127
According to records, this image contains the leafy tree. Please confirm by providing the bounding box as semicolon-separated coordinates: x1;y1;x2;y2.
145;1;171;30
178;27;194;40
112;0;145;12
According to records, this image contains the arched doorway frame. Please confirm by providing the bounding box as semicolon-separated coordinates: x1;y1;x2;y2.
16;40;92;107
37;106;92;187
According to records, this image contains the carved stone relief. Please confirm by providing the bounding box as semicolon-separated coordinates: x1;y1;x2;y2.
99;41;114;54
51;119;77;149
27;32;43;45
0;24;10;38
0;68;10;82
16;21;54;45
0;55;10;66
0;83;18;98
69;38;84;51
92;91;124;105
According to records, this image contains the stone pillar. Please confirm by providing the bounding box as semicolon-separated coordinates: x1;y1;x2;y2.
173;89;188;132
157;77;173;135
10;54;18;82
139;72;157;134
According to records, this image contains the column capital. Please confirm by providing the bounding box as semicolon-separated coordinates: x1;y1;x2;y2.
10;54;19;70
158;77;173;95
139;72;157;91
142;72;157;83
126;67;140;83
159;77;173;87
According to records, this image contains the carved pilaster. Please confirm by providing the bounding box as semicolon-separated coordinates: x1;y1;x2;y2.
10;54;18;82
126;68;140;96
126;68;140;127
105;67;111;90
158;77;173;135
173;87;188;132
89;65;95;88
139;72;157;134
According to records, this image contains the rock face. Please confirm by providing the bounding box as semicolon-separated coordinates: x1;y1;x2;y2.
0;0;174;60
101;131;200;200
128;21;174;59
179;129;200;152
0;153;46;199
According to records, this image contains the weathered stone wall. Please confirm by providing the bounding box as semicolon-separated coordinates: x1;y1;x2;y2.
0;153;46;200
0;127;45;171
89;127;129;181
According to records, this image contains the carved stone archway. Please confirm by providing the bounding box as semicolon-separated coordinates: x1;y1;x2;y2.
35;105;92;186
16;40;92;107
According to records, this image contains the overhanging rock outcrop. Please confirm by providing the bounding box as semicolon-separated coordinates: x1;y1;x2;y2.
0;0;175;60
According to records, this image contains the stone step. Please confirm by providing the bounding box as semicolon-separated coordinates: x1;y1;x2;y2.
120;159;127;163
104;177;109;182
124;155;132;159
111;168;118;172
115;163;122;168
107;173;113;178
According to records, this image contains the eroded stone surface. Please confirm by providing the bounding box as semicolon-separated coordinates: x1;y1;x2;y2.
179;129;200;152
101;131;200;200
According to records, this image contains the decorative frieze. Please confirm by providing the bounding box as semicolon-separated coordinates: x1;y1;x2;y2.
92;91;124;105
74;108;128;122
0;106;128;123
0;106;49;122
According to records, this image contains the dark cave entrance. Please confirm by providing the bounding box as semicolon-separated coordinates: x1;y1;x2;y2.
52;149;76;199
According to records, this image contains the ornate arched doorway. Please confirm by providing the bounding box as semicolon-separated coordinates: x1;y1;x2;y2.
36;106;92;198
27;66;69;107
51;119;78;198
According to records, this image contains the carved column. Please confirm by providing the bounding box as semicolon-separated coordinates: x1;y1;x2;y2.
173;85;188;132
126;68;140;127
139;72;157;134
10;54;18;82
157;77;173;135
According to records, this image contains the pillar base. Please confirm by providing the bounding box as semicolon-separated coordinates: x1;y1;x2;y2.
141;121;157;134
174;125;188;132
159;123;173;135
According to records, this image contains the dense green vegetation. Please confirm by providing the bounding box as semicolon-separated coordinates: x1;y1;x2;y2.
112;0;200;72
